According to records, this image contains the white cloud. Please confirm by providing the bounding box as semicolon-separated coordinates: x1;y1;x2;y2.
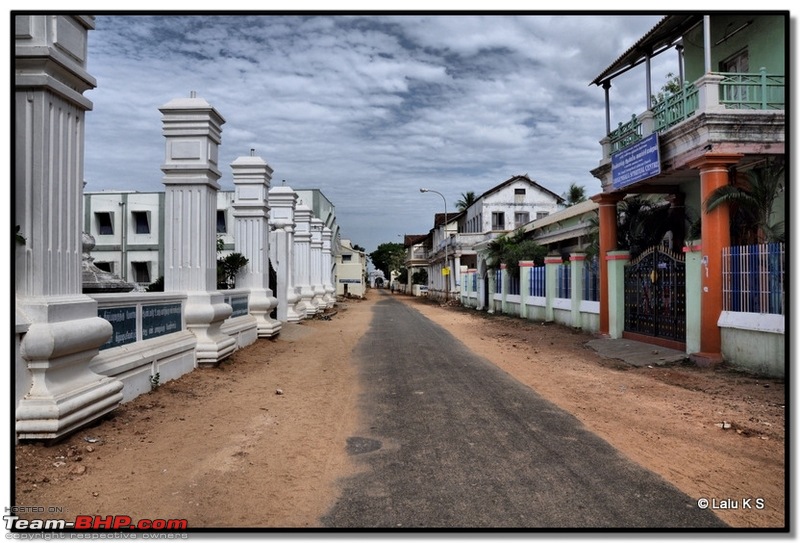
81;13;665;252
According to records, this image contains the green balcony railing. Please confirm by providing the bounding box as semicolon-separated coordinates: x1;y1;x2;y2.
609;69;784;155
719;68;785;110
609;114;642;154
652;81;700;133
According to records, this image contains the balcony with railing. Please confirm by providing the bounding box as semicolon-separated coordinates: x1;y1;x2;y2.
605;68;785;157
406;246;429;263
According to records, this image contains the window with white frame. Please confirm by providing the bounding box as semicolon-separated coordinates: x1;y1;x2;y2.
514;212;530;228
95;212;114;235
132;211;150;234
95;261;114;273
536;211;549;220
131;261;151;283
216;210;227;234
491;212;505;230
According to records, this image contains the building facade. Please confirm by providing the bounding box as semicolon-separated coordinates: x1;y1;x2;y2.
85;189;338;290
408;174;563;302
589;14;786;374
335;239;368;297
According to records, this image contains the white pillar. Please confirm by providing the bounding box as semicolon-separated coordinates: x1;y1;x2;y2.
231;152;281;338
294;202;316;316
160;92;235;366
268;186;304;322
15;15;123;440
321;227;336;307
310;217;326;310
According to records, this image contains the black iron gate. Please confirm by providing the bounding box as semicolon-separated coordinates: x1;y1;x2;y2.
624;246;686;342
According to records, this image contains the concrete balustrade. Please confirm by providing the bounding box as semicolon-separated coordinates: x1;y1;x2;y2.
14;15;339;441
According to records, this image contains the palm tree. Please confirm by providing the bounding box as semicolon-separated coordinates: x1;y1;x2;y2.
455;191;477;212
485;229;547;277
616;196;671;257
704;157;785;244
563;183;586;206
583;196;673;259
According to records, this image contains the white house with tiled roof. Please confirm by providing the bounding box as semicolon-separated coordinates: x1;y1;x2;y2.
421;174;563;302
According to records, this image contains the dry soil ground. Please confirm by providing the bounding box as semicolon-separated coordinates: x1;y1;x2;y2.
13;290;786;529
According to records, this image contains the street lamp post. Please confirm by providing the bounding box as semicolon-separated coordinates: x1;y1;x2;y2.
420;188;449;301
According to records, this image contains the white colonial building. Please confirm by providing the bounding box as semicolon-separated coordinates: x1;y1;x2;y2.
84;188;339;290
408;174;563;301
335;239;368;298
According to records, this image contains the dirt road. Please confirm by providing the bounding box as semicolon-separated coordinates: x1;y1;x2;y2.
13;290;785;529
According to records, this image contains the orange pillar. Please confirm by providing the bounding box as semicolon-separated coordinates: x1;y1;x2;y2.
591;192;623;336
688;153;742;365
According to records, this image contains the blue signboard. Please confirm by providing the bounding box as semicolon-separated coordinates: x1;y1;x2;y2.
99;306;138;350
142;303;182;340
611;132;661;190
339;278;362;284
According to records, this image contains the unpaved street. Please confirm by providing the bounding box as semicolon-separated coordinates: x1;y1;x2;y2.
322;292;724;528
13;290;785;529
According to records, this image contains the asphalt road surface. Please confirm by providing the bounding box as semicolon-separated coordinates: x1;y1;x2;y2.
321;291;727;529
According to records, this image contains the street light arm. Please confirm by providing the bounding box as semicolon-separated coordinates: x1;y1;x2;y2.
419;187;450;301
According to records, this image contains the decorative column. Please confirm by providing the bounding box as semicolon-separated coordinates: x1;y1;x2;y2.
321;227;336;307
591;192;624;336
160;92;235;366
570;253;586;329
310;217;326;310
231;151;281;338
15;15;123;440
687;153;742;365
606;250;630;339
268;186;304;322
453;254;462;297
486;266;495;314
519;261;533;320
500;264;509;315
683;241;703;355
294;202;316;316
544;256;562;322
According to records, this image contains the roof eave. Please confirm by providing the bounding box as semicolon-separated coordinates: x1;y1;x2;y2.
591;14;703;87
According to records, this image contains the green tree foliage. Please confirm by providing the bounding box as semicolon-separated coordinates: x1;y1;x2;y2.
584;195;697;259
616;196;671;258
395;267;409;284
486;229;547;277
217;252;249;289
455;191;477;211
704;157;785;244
146;276;165;292
651;72;683;104
411;268;428;285
369;242;405;282
563;183;587;206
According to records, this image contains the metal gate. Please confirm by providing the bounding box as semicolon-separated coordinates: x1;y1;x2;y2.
624;246;686;342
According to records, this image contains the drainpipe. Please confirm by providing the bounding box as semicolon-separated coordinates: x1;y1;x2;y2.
119;196;127;281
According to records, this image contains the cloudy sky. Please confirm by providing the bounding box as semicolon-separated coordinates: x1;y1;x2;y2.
81;13;678;253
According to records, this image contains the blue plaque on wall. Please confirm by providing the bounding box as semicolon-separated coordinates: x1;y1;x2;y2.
228;296;249;318
142;303;183;340
99;306;138;350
